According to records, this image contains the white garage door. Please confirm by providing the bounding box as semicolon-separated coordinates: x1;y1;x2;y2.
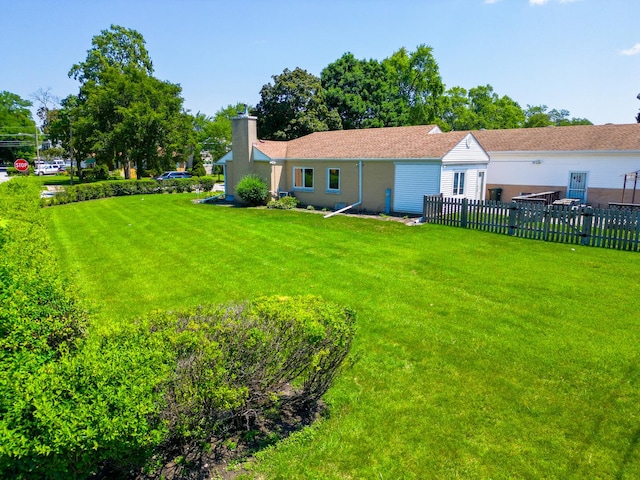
393;163;441;214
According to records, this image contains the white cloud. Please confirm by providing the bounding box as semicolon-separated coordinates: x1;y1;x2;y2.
484;0;502;4
621;44;640;56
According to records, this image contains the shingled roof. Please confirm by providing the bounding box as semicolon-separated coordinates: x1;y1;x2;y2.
252;125;472;159
473;123;640;152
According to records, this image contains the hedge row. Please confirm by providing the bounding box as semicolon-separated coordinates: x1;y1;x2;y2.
0;178;87;360
0;178;91;477
45;177;219;206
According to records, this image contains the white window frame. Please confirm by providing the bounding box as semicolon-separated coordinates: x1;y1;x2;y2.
327;167;340;193
453;171;465;196
293;167;314;191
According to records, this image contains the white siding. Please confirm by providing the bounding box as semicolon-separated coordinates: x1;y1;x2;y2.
440;134;489;201
442;134;490;164
441;164;487;200
394;163;441;214
488;151;640;189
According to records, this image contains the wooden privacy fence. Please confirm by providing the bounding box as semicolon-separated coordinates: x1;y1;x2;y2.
422;195;640;251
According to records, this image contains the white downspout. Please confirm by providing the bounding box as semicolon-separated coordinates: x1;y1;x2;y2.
324;160;362;218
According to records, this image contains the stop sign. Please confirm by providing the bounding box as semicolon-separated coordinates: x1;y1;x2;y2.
14;159;29;172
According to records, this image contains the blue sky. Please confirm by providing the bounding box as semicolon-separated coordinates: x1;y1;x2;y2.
2;0;639;126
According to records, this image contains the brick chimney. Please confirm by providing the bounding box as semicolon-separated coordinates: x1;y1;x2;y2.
229;106;257;196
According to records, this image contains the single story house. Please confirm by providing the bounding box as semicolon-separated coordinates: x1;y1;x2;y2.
474;124;640;206
218;114;489;214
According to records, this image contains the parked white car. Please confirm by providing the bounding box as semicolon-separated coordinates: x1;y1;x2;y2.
35;164;63;176
51;159;68;169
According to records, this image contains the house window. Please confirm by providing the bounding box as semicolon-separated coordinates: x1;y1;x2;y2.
294;167;314;190
327;168;340;192
453;172;465;195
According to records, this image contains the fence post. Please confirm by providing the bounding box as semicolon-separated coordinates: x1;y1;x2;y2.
581;207;593;246
508;202;518;236
422;195;428;223
461;198;468;228
543;205;551;241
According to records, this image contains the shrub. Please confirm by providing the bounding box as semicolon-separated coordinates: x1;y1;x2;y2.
195;176;215;192
0;326;170;479
235;174;268;206
191;164;207;177
94;164;109;180
267;195;299;210
80;168;96;182
190;154;207;178
148;295;357;473
0;179;87;357
46;180;162;205
0;178;91;478
43;177;221;206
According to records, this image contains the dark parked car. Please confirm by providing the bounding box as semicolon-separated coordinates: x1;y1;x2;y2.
155;171;193;180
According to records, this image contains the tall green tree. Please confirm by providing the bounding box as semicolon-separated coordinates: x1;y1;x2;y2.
48;94;91;180
256;68;341;140
383;45;445;126
0;91;37;164
63;25;191;178
524;105;592;128
321;53;402;129
69;24;153;84
80;65;192;177
193;103;246;162
548;108;591;126
523;104;553;128
441;86;473;132
467;84;524;129
441;84;525;130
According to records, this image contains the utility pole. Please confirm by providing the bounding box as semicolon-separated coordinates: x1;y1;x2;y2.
35;124;39;162
69;121;73;186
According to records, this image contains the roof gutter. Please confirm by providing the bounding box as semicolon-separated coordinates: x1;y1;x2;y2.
324;160;362;218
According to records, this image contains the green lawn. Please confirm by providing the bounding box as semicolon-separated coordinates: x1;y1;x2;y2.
46;193;640;479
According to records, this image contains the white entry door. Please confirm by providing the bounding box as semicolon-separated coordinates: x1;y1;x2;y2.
476;171;486;201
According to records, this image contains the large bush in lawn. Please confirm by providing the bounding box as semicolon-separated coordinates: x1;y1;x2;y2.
235;173;269;206
146;295;357;476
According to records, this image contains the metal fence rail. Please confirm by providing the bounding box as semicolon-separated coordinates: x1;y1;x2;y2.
423;195;640;252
